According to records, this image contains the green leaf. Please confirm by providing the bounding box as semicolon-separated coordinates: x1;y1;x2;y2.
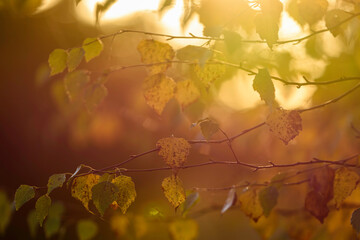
223;30;243;54
35;194;51;227
82;38;104;62
15;185;35;211
253;68;275;106
47;173;66;194
44;202;64;238
27;210;38;238
0;191;12;234
67;47;84;72
91;181;119;216
84;84;108;113
64;70;90;102
77;219;98;240
259;186;278;217
111;175;136;214
198;118;219;140
48;49;68;76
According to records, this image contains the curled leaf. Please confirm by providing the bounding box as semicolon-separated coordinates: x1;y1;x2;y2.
182;192;199;217
221;188;237;214
162;175;186;208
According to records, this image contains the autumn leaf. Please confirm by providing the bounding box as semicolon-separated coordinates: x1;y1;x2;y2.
71;174;100;211
266;108;302;144
192;63;226;87
67;47;84;72
77;219;98;240
156;137;191;168
44;202;64;238
82;38;103;62
175;79;200;109
0;191;12;235
221;188;237;214
176;45;211;62
47;173;66;194
325;10;350;37
64;70;90;102
14;184;35;211
298;0;328;25
91;181;119;216
238;188;263;222
137;39;175;74
84;84;108;113
333;167;359;209
48;49;67;76
259;185;279;217
253;68;275;106
169;219;198;240
305;190;329;223
162;175;186;208
111;175;136;214
198;118;219;140
143;73;176;115
35;194;51;227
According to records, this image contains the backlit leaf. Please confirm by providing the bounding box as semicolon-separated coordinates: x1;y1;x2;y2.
48;49;67;76
0;191;12;234
162;175;186;208
351;208;360;233
270;172;288;189
156;137;191;168
82;38;103;62
169;219;198;240
91;181;119;216
137;39;175;74
181;192;199;217
67;47;84;72
193;63;226;87
333;167;359;209
15;185;35;211
305;190;329;223
238;188;263;222
259;186;278;217
143;73;176;115
35;194;51;227
221;188;237;214
266;108;302;144
175;79;200;109
198;118;219;139
71;174;100;211
84;84;108;113
223;30;243;54
111;175;136;214
253;68;275;106
47;173;66;194
325;9;350;37
44;202;64;238
64;70;90;102
27;210;38;238
298;0;328;25
77;219;98;240
176;45;210;62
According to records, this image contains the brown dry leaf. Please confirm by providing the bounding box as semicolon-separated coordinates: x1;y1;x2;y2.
333;167;359;208
143;73;176;115
137;39;175;74
71;174;100;211
310;166;335;202
175;79;200;109
305;190;329;223
156;137;191;168
162;175;186;208
266;108;302;144
238;188;263;222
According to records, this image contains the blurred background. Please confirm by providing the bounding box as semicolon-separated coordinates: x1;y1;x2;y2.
1;0;360;239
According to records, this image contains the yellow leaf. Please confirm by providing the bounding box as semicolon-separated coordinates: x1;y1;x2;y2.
143;73;176;115
169;219;198;240
238;188;263;222
110;215;129;237
137;39;175;74
48;49;67;76
175;79;200;109
193;63;226;87
82;38;103;62
111;175;136;214
67;47;84;72
156;137;191;168
266;108;302;144
35;194;51;227
333;167;359;208
71;174;100;211
162;175;186;208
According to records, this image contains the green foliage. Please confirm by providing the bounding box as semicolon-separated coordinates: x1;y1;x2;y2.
67;48;85;72
15;185;35;211
47;174;66;194
48;49;68;76
111;175;136;214
91;181;119;216
35;194;51;227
